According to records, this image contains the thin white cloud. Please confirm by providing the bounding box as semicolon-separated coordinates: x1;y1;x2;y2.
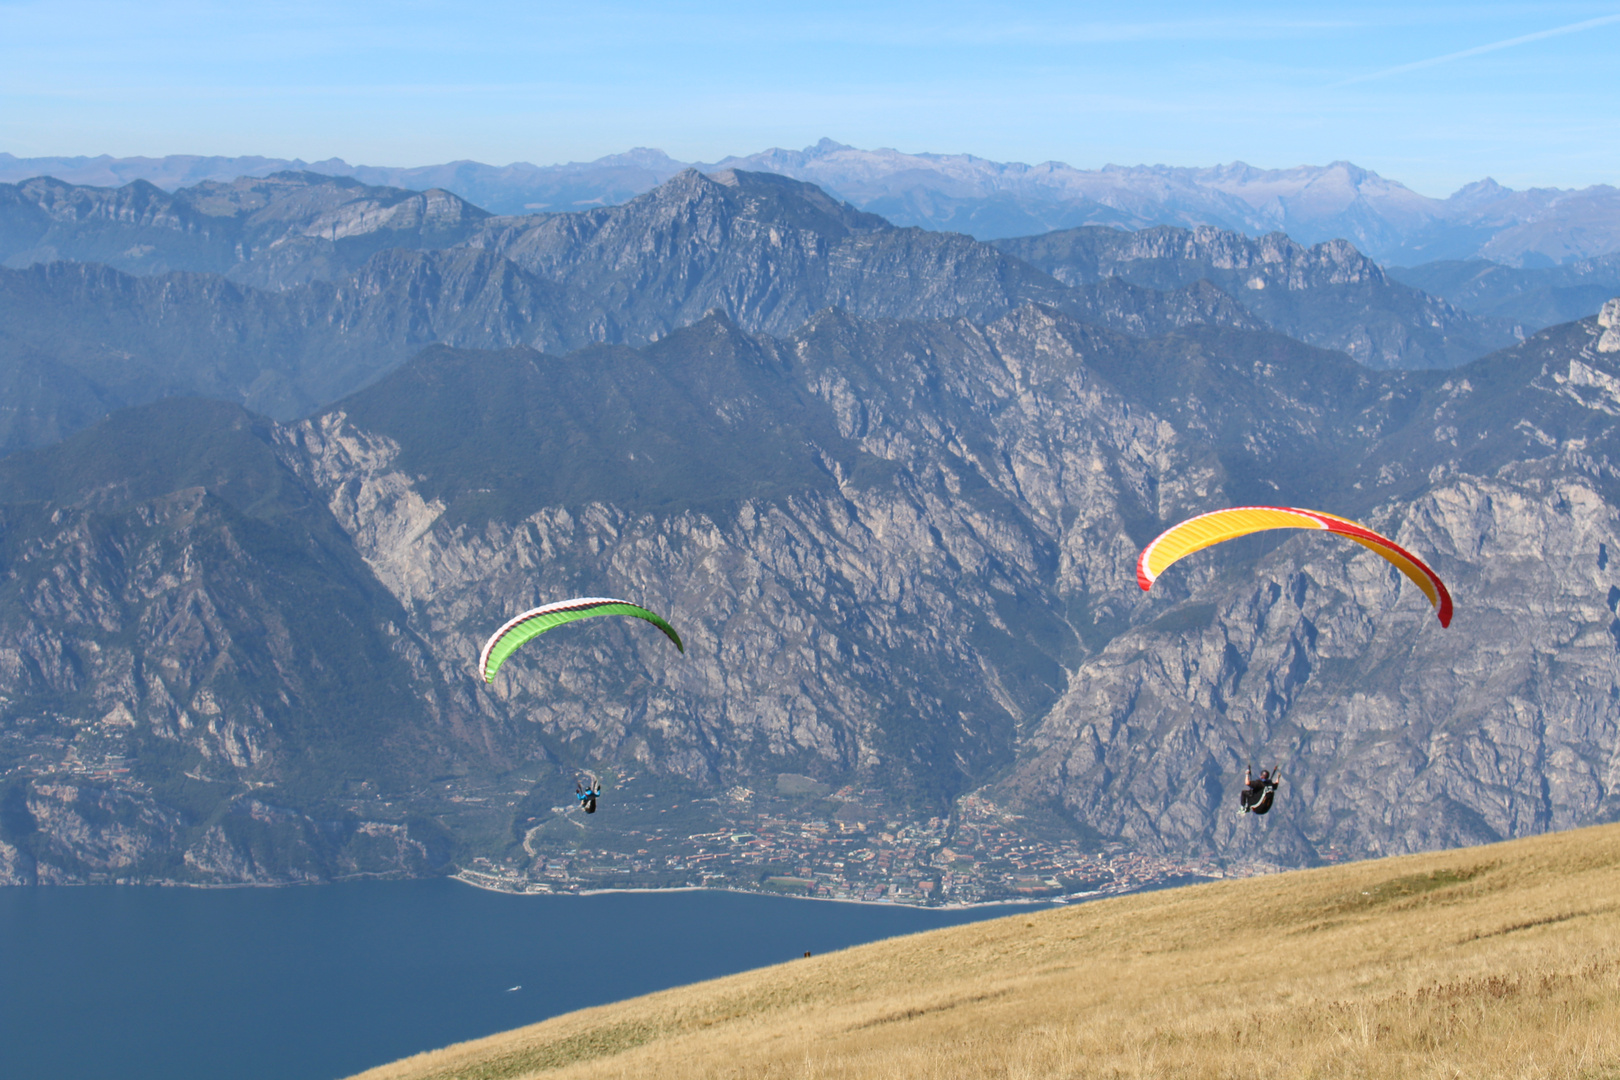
1334;11;1620;85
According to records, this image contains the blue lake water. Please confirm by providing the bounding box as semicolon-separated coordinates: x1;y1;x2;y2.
0;881;1034;1080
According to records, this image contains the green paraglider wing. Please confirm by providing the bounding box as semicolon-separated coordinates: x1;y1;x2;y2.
478;596;684;683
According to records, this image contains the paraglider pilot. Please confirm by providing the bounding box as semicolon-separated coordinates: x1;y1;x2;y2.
576;777;601;815
1238;765;1280;815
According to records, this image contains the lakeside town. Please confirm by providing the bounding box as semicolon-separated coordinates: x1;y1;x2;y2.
0;725;1296;897
454;774;1289;906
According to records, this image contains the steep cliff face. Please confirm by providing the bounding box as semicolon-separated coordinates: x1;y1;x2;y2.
1014;474;1620;862
3;177;215;258
1011;314;1620;861
275;313;1152;803
275;306;1620;869
261;315;1301;801
0;400;467;884
5;301;1620;885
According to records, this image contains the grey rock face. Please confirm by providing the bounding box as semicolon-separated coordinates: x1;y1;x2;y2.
281;309;1220;808
0;400;467;883
275;305;1620;870
1599;298;1620;353
464;169;1261;345
1015;476;1620;863
1011;310;1620;861
6;290;1620;883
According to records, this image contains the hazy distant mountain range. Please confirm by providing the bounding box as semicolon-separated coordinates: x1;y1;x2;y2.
5;139;1620;266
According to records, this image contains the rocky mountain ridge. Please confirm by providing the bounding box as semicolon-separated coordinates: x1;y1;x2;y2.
4;302;1618;886
0;172;489;289
0;170;1514;463
0;171;1275;457
992;225;1517;368
0;399;466;885
463;169;1266;345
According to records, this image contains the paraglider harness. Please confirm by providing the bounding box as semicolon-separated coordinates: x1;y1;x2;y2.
576;776;601;815
1238;765;1281;815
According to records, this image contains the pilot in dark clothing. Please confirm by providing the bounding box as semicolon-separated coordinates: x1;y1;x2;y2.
1238;765;1280;815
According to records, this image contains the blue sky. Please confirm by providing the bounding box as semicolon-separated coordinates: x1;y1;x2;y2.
2;0;1617;195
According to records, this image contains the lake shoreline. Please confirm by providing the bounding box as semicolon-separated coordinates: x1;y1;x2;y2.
449;867;1096;909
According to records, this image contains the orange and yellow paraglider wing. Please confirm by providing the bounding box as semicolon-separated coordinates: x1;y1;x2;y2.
1136;506;1330;590
1135;506;1453;628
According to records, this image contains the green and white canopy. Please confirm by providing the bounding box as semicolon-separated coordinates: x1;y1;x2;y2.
477;597;684;683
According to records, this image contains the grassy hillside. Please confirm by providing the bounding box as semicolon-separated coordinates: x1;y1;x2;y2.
353;823;1620;1080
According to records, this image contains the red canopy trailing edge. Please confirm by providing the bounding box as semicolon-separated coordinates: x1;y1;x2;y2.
1135;506;1452;627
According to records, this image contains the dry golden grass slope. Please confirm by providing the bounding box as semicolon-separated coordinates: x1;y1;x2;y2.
354;824;1620;1080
